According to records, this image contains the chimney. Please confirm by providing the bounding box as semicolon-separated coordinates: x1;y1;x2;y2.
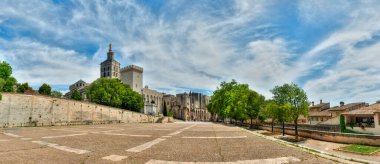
312;101;314;106
320;99;322;104
340;101;344;107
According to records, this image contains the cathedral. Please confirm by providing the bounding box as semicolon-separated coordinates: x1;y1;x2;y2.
67;44;210;121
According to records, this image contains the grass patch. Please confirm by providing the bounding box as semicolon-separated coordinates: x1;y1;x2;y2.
339;144;380;155
341;129;373;135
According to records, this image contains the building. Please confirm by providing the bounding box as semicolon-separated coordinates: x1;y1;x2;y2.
120;65;143;94
65;79;89;99
100;44;120;79
308;100;331;125
342;102;380;134
141;86;164;115
164;92;211;121
318;102;368;125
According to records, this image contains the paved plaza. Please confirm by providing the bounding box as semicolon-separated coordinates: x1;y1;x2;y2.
0;122;336;163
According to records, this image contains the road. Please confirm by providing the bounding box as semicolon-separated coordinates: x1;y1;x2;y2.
0;122;335;163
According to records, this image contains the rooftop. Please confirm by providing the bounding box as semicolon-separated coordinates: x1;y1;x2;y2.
342;103;380;115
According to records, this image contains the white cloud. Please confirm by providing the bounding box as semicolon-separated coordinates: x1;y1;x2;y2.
301;1;380;104
0;38;98;86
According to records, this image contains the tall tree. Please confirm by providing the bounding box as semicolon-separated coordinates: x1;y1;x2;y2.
163;101;168;116
70;90;82;100
39;83;52;95
271;83;309;140
17;82;32;93
246;90;265;128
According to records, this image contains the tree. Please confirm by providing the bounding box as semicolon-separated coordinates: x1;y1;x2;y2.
163;101;168;116
51;91;63;98
0;78;5;91
340;115;346;132
38;83;51;95
271;83;309;140
2;77;17;92
17;83;32;93
71;90;82;100
86;78;143;112
246;90;265;128
0;61;12;79
0;92;2;101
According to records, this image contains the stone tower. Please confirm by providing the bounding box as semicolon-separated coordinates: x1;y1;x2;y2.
100;43;120;79
120;65;143;94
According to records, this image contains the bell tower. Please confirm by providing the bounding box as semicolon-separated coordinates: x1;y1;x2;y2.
100;43;120;79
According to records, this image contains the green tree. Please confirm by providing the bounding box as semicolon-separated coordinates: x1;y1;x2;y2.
86;78;143;112
70;90;82;100
3;77;17;92
246;90;265;128
51;91;63;98
0;78;5;91
340;115;346;132
0;61;12;79
271;83;309;140
163;101;168;116
17;82;32;93
208;80;239;123
38;83;51;95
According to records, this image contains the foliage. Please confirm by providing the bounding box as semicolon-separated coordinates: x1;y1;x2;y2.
208;80;265;124
38;83;52;95
70;90;82;101
167;112;174;117
339;144;380;155
271;83;309;139
86;78;143;112
0;78;5;91
0;92;2;101
0;61;12;79
51;91;63;98
264;100;291;134
2;77;17;92
339;115;346;132
163;101;168;116
17;83;32;93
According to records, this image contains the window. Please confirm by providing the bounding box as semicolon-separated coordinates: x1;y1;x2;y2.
103;72;106;77
108;72;110;76
108;66;110;71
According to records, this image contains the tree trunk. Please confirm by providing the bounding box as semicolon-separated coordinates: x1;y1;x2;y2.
250;118;253;129
271;119;274;133
282;121;285;136
294;120;298;141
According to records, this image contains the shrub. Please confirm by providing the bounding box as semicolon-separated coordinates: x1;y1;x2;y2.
0;92;2;101
38;83;51;95
167;112;174;117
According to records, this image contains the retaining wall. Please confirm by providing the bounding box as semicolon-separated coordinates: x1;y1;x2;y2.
0;93;159;127
260;125;380;146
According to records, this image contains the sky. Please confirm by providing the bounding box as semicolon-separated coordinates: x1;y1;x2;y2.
1;0;380;106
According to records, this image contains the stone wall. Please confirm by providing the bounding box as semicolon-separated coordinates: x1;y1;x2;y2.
0;93;158;128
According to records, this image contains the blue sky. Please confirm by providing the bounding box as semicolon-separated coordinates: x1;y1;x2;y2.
1;0;380;106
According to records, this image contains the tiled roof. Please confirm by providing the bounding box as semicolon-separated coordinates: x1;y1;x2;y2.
342;103;380;115
328;102;366;111
308;111;332;117
310;103;329;108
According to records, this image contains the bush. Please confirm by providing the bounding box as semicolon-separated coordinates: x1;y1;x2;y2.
0;92;2;101
167;112;174;117
51;91;63;98
70;90;82;101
